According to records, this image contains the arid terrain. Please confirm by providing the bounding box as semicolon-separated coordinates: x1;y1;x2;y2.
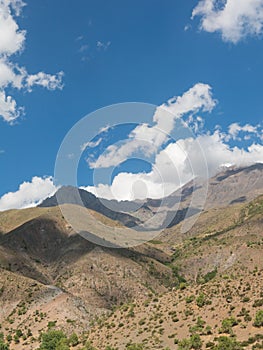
0;164;263;349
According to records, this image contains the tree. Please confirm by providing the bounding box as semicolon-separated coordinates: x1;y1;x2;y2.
39;330;68;350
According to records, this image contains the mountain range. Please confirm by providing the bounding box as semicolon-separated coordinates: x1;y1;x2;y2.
0;163;263;349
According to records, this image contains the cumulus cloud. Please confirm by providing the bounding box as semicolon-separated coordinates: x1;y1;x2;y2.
89;83;216;168
0;0;64;123
25;71;64;92
0;89;23;122
153;82;216;131
84;85;263;201
2;84;262;204
0;0;26;55
192;0;263;43
0;59;24;88
228;122;260;140
86;129;263;201
0;176;58;211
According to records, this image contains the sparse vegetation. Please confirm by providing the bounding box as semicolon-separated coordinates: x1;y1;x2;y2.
0;173;263;349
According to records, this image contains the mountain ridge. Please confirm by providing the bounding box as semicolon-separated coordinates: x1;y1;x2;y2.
0;163;263;349
38;163;263;230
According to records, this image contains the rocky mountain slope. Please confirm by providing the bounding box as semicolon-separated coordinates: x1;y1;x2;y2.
86;193;263;349
0;164;262;349
0;205;174;349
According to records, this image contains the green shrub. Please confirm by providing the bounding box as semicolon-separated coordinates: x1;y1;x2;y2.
0;342;9;350
13;335;19;344
203;269;217;283
69;333;79;346
253;310;263;327
81;341;97;350
15;329;23;338
56;339;70;350
126;344;144;350
213;336;243;350
253;299;263;308
220;317;238;334
196;293;207;307
0;334;9;350
6;335;12;343
206;341;215;348
190;334;202;349
185;295;195;304
178;338;192;350
47;321;57;329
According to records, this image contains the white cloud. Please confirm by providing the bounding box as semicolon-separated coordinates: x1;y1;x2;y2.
81;137;102;151
89;137;158;169
96;40;111;51
76;35;84;41
0;59;24;88
177;130;263;177
0;0;26;55
192;0;263;43
26;71;64;91
99;125;111;134
153;83;216;131
89;83;216;169
79;44;89;53
2;89;262;204
84;84;263;201
228;122;259;140
0;89;23;122
0;1;64;123
0;176;58;211
86;129;263;201
186;115;205;133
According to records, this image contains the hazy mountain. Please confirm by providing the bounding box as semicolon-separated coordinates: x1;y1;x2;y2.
39;186;141;228
40;164;263;230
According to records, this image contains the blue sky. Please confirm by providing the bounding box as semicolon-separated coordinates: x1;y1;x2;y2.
0;0;263;208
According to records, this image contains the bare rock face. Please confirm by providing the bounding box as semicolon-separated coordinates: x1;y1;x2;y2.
204;163;263;208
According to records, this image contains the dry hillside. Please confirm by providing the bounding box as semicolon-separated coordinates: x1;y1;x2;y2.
0;165;262;349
